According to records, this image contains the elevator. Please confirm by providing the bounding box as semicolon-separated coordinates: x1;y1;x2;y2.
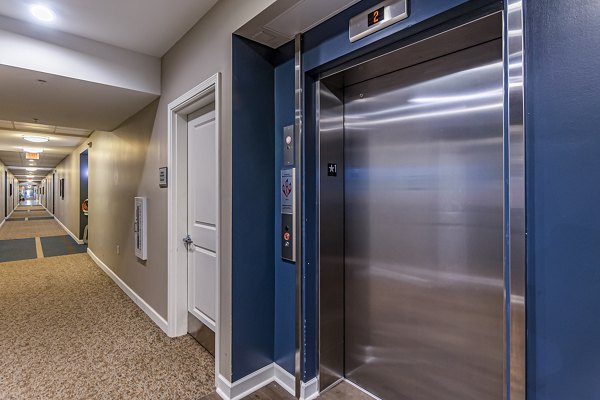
318;12;507;400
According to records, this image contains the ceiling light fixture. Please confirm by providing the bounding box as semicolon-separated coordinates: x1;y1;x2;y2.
26;168;38;172
23;147;44;153
23;136;49;143
30;4;55;22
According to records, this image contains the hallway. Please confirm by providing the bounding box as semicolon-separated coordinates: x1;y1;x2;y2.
0;206;215;399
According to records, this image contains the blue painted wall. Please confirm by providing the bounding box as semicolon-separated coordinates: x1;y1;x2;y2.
233;0;600;394
232;35;298;380
303;0;493;72
524;1;600;398
232;35;276;381
274;54;296;375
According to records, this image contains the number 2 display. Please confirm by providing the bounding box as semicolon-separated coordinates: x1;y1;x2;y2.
368;7;385;26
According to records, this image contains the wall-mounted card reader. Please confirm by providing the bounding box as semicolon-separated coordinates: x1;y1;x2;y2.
281;168;296;262
283;125;294;166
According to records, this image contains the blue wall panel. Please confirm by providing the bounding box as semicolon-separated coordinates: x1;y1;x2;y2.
274;56;297;375
232;35;276;381
524;1;600;398
303;0;489;73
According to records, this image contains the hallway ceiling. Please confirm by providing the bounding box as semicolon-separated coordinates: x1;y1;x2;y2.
0;120;90;183
0;64;158;132
0;0;219;56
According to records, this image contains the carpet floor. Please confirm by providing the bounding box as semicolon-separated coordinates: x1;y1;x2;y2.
0;253;215;399
9;211;52;218
0;220;68;240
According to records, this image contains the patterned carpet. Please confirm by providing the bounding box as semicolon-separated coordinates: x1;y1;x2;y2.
0;254;215;399
0;220;68;240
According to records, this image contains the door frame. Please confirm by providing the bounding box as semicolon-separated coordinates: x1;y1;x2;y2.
313;7;526;399
52;172;56;214
167;72;221;370
4;170;7;218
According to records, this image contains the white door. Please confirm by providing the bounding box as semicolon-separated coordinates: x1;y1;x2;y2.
187;104;217;331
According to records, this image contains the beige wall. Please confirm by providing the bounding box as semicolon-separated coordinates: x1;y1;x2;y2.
51;141;89;238
0;160;14;219
0;161;17;218
45;0;278;381
43;174;55;215
0;160;6;219
159;0;278;379
87;100;160;313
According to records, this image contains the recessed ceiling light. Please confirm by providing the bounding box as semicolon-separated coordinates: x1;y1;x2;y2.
27;168;38;172
30;4;55;22
23;136;49;143
23;147;44;153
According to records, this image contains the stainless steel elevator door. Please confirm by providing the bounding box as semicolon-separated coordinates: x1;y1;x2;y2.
343;39;504;400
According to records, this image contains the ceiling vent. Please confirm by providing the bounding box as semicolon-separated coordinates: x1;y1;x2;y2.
237;0;361;49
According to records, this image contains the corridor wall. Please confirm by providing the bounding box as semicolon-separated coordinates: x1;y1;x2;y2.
50;0;281;384
1;164;17;219
51;141;89;240
0;160;6;220
0;160;13;220
86;101;159;314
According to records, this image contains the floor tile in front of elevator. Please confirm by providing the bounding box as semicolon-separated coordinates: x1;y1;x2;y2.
0;238;37;262
319;381;375;399
40;235;87;258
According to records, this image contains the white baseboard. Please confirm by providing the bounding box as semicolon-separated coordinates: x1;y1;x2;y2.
216;363;316;400
274;364;295;396
301;377;319;400
42;204;53;216
87;248;169;335
217;364;274;400
0;218;5;229
55;217;84;244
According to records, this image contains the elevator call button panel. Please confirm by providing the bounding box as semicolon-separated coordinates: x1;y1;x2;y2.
281;168;296;262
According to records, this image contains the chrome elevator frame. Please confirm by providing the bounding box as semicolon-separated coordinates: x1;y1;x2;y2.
314;6;526;400
507;1;526;399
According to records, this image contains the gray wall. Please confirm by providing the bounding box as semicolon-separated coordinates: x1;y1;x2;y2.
159;0;277;380
48;0;278;382
50;141;89;237
87;101;161;313
0;161;5;219
0;162;17;218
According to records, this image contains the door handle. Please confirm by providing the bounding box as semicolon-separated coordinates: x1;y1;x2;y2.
183;234;193;249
